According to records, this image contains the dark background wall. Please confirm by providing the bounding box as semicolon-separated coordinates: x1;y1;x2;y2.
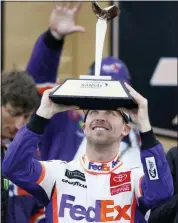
117;1;178;140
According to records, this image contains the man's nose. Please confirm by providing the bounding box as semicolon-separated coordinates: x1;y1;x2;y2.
14;116;26;129
96;113;106;122
97;111;108;118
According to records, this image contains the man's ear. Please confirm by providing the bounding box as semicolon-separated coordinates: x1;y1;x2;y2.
122;124;131;137
82;122;86;132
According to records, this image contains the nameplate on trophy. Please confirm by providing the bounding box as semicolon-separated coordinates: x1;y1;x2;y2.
49;78;137;109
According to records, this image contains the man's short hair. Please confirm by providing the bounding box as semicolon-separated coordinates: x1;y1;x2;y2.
2;71;40;113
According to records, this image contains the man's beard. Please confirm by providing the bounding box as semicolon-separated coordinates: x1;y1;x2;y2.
86;135;117;151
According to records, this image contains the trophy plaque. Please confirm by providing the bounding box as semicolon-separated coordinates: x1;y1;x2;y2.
49;1;137;110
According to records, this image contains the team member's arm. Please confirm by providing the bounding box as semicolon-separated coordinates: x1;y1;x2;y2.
2;88;78;206
166;146;178;193
123;83;174;209
147;194;178;223
26;2;85;95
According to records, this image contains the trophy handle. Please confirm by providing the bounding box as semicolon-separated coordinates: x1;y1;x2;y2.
92;1;120;22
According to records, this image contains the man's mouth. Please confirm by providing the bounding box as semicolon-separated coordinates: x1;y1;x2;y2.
92;126;109;131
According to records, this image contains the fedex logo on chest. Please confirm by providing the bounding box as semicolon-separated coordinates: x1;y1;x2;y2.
88;159;119;172
59;194;131;222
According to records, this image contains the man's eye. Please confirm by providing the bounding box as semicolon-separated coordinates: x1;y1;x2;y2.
8;110;22;117
24;114;31;120
8;110;17;117
106;111;116;116
89;110;98;115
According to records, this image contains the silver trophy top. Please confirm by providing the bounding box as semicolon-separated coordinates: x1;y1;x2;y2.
92;1;120;22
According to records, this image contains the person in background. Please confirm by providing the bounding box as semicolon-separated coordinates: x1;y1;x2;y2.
1;71;40;223
1;71;40;142
148;146;178;223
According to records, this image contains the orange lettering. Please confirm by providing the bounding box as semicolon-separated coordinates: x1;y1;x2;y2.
100;200;114;222
115;205;131;220
102;164;110;171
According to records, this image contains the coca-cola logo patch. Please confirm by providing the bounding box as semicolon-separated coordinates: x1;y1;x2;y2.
111;183;131;196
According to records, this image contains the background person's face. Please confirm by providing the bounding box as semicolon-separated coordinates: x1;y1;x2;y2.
1;103;32;139
83;110;129;146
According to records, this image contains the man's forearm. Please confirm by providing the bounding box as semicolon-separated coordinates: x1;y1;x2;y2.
139;130;174;208
2;125;48;205
26;29;64;94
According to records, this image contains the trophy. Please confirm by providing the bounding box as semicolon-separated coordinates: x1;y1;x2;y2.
49;1;137;109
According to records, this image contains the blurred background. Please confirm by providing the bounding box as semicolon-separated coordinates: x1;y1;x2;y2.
1;1;177;151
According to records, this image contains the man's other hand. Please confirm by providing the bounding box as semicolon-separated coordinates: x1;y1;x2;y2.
50;2;86;38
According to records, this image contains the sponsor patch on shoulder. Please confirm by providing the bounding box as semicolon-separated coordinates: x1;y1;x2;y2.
145;157;159;180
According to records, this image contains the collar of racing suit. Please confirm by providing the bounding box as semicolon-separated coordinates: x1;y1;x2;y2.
80;153;123;174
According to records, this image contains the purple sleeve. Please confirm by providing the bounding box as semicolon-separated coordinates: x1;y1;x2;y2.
139;143;174;209
26;30;64;93
2;126;49;206
7;196;45;223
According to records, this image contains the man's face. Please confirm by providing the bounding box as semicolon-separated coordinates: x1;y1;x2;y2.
83;110;130;146
1;103;33;139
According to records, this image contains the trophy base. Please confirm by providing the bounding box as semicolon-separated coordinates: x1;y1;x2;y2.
49;78;137;110
49;95;137;110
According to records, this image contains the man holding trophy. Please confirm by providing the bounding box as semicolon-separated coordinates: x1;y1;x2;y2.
2;2;174;222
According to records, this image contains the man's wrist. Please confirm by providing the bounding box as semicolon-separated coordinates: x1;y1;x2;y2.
44;29;64;50
36;107;54;119
50;29;63;40
140;129;158;150
27;114;49;134
137;121;151;133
